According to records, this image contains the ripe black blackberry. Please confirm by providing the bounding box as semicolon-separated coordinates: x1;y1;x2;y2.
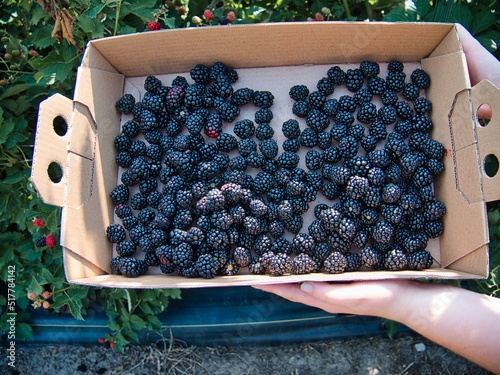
369;120;388;140
334;110;355;126
381;183;402;204
106;224;126;243
402;83;420;101
327;66;347;85
383;248;407;270
308;91;327;109
361;246;381;268
412;166;434;188
35;236;47;247
381;204;404;225
317;77;335;96
253;90;274;108
411;114;433;132
277;151;300;170
407;250;433;270
289;84;309;101
372;220;394;245
144;75;162;93
410;68;431;89
306;109;330;132
233;119;255;139
303;149;323;171
413;97;432;114
214;96;240;122
292;100;310;117
258;139;278;160
255;123;274;140
367;76;387;95
322;99;339;117
292;253;316;274
142;91;164;112
249;257;266;274
346;176;370;199
231;87;254;106
385;71;406;92
189;63;210;84
115;94;136;114
195;254;218;279
212;79;233;99
356;102;377;124
324;251;347;274
346;68;364;92
268;253;293;276
378;105;397;125
344;252;362;272
423;199;446;221
119;257;148;277
109;184;129;206
214;133;237;153
338;135;359;159
252;171;274;194
360;60;380;78
283;214;303;234
343;197;362;218
394;100;414;119
172;242;194;268
291;233;316;256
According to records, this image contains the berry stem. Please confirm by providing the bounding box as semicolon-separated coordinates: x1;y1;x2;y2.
113;0;122;36
342;0;352;18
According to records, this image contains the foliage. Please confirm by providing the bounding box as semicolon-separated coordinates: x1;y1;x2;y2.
0;0;498;350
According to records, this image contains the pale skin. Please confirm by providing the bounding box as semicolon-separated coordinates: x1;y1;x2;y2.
254;25;500;374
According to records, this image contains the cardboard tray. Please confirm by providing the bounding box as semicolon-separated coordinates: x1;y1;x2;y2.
31;22;500;288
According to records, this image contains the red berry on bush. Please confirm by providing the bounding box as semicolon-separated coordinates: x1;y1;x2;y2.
315;12;324;21
33;218;45;228
98;338;106;344
109;342;116;349
204;9;214;22
147;21;162;31
227;11;236;23
46;234;56;248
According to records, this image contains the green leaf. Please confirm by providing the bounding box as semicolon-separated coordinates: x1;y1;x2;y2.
383;8;414;22
66;297;84;320
121;0;158;21
414;0;431;19
449;4;473;29
29;46;80;84
471;9;495;35
0;84;32;101
85;4;106;18
476;29;500;53
27;276;44;295
31;25;58;49
16;322;33;341
0;118;15;146
128;314;146;331
77;15;105;39
145;314;162;332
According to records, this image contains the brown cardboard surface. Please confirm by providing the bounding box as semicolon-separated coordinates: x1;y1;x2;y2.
31;22;498;288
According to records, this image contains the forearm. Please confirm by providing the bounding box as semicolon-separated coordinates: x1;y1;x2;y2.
387;281;500;374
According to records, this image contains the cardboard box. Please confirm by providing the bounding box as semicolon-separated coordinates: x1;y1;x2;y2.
31;22;500;288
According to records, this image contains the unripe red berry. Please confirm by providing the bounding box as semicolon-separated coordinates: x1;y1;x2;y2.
33;218;45;228
147;21;162;31
46;234;56;248
203;9;214;22
227;11;236;23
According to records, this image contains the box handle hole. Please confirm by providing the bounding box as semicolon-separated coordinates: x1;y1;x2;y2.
484;154;499;178
477;103;492;127
47;162;63;183
53;115;68;136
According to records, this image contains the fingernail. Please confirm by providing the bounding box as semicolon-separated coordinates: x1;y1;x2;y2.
301;282;313;294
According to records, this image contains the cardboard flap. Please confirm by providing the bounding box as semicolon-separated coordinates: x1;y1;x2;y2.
31;93;73;208
471;79;500;203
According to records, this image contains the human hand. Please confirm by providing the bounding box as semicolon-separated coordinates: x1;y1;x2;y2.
253;279;413;320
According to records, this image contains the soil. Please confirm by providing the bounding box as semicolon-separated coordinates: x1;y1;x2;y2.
3;332;490;375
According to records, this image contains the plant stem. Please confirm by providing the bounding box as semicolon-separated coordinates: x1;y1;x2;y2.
113;0;122;36
342;0;353;19
365;0;374;20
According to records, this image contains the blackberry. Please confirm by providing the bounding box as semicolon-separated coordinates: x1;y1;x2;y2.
212;79;233;99
317;77;335;96
346;176;370;199
298;127;318;148
214;96;240;122
412;114;433;132
308;219;327;242
402;232;428;253
249;199;269;217
109;184;129;205
231;87;255;106
144;252;160;267
330;123;348;141
324;252;347;274
345;155;371;176
292;100;310;117
343;198;362;218
229;156;247;171
338;216;357;242
412;166;434;188
172;243;194;268
413;97;432;114
335;110;355;126
114;134;131;152
357;102;377;124
394;119;413;139
291;233;316;256
360;135;377;153
106;224;126;243
407;250;433;270
353;229;369;249
344;252;362;272
367;76;387;95
319;208;342;231
388;60;404;72
220;259;239;276
360;207;379;226
278;151;300;169
353;88;373;106
142;92;164;112
383;248;407;270
289;84;310;101
327;66;347;85
35;236;46;247
139;177;157;195
281;119;300;140
369;120;388;140
410;68;431;89
308;91;327;109
378;105;397;125
144;75;162;93
166;86;185;109
243;216;266;236
423;199;446;221
402;83;420;101
372;220;394;245
236;138;256;158
381;183;401;204
115;94;136;114
254;234;273;256
190;63;210;84
215;133;237;152
361;246;381;268
305;150;324;171
268;253;293;276
381;204;404;225
119;258;148;277
220;182;243;204
394;101;414;119
338;135;359;159
233;119;255;139
195;254;218;279
252;172;275;194
121;120;139;138
255;123;274;140
267;219;285;238
283;214;303;234
385;71;406;92
292;253;316;274
258;139;279;160
233;246;252;267
253;90;274;108
307;170;324;189
360;60;380;78
249;257;266;274
399;193;422;215
115;204;133;219
322;98;340;116
346;68;364;92
164;117;182;137
306;109;330;132
381;89;399;106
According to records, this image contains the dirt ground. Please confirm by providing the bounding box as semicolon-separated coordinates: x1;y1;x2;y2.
3;332;490;375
